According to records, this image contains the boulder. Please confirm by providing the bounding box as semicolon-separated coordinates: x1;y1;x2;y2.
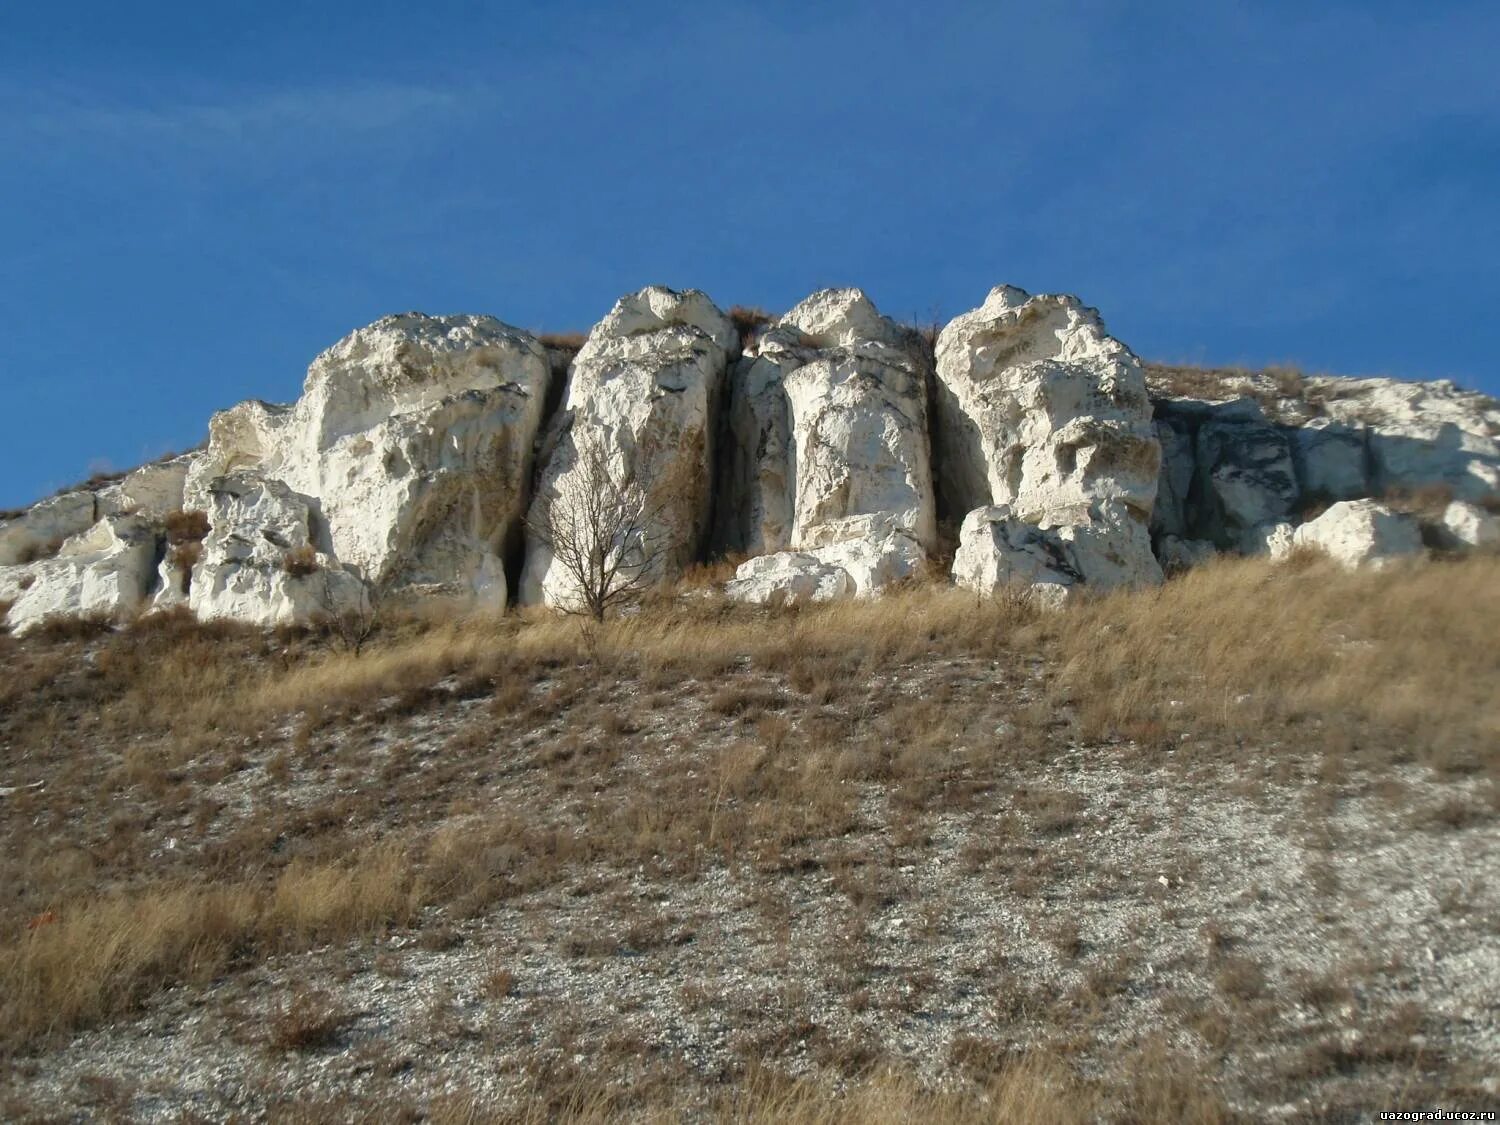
521;287;735;609
1441;500;1499;549
934;285;1159;522
190;473;368;627
724;515;924;605
723;552;854;608
3;516;158;635
954;501;1160;596
1193;417;1298;546
187;314;552;606
952;506;1078;597
1291;499;1423;569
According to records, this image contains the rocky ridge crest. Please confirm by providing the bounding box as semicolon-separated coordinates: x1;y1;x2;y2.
3;286;1497;634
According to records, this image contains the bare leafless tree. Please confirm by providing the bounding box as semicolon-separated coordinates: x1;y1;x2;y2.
526;430;687;622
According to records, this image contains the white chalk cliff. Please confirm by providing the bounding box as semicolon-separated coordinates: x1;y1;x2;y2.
2;283;1497;635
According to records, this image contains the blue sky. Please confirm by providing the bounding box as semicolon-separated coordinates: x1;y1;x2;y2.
2;1;1497;508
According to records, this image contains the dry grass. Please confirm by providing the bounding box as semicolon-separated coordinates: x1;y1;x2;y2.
1;553;1496;1116
727;305;774;349
0;844;413;1050
537;331;587;354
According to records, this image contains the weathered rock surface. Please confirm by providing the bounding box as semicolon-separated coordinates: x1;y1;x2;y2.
718;290;937;602
1150;371;1499;561
189;473;368;627
724;514;925;606
951;506;1078;599
1289;422;1369;504
935;285;1159;522
1291;499;1423;569
3;516;158;635
5;283;1499;633
1441;500;1499;549
935;286;1161;591
187;314;552;607
1193;416;1298;547
723;552;854;607
0;491;99;566
97;456;195;519
1306;377;1500;500
521;288;735;610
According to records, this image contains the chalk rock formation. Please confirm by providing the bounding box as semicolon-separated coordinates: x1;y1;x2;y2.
97;457;195;519
4;516;158;635
187;314;551;607
935;286;1159;519
0;491;99;567
935;285;1161;590
1306;377;1500;500
1149;371;1499;560
1291;499;1422;569
1194;415;1298;548
189;473;368;627
521;288;735;610
720;290;936;606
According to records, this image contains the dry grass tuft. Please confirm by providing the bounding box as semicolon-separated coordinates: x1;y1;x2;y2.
0;844;413;1050
267;988;351;1052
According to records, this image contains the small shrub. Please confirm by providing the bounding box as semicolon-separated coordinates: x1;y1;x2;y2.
17;573;35;590
537;331;587;354
162;509;210;544
281;545;321;578
728;305;774;348
267;988;350;1052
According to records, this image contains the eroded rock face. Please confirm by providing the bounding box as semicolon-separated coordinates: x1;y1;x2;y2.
187;314;551;606
190;473;368;627
723;552;854;607
1291;499;1422;569
719;289;935;555
934;286;1162;592
935;285;1159;523
718;290;937;602
4;516;158;635
724;515;925;607
1306;377;1500;500
521;288;735;610
1193;416;1298;548
0;492;98;567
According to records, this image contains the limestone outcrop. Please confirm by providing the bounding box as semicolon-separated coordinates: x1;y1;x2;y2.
189;473;369;627
521;287;736;610
1147;367;1500;568
720;290;936;606
4;515;158;636
4;281;1499;635
187;313;552;608
935;285;1162;590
